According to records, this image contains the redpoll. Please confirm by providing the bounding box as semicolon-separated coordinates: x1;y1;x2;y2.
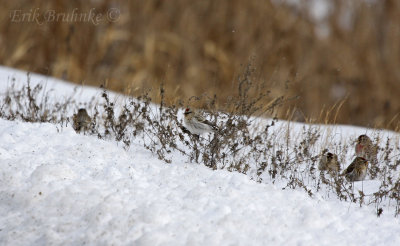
183;108;217;135
341;157;368;182
73;108;91;133
319;150;340;173
355;135;378;163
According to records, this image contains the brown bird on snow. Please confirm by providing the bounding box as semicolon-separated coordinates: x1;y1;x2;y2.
318;150;340;174
355;134;378;164
341;157;369;182
73;108;91;134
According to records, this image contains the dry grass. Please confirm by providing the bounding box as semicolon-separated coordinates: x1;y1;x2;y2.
2;73;400;217
1;0;400;130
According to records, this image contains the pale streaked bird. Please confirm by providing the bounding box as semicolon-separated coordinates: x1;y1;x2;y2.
183;108;217;136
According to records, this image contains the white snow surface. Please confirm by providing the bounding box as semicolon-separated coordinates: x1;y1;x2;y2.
1;67;400;245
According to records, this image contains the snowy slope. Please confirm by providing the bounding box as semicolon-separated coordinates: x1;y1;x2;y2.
1;67;400;245
1;119;400;246
0;66;101;103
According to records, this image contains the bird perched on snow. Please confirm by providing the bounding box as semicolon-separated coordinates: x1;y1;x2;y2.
73;108;91;134
341;157;369;182
355;134;378;164
318;150;340;174
183;108;217;136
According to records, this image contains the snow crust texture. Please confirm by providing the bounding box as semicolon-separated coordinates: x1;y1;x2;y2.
0;66;400;245
1;119;400;246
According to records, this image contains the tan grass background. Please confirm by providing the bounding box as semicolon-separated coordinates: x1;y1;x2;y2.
1;0;399;130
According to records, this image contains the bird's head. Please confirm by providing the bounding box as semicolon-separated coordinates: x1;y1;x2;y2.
78;108;88;114
355;156;368;166
357;134;371;145
184;108;192;115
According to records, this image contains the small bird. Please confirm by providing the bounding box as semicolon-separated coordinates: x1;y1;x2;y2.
319;150;340;173
73;108;91;133
183;108;217;136
341;157;369;182
355;134;378;164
